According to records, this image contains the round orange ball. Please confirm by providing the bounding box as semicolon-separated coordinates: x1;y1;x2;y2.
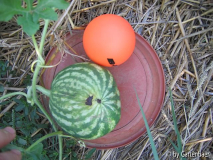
83;14;136;67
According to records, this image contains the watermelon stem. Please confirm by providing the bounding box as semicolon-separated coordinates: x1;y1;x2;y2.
31;20;64;160
32;63;58;132
32;48;64;160
97;99;101;104
0;92;28;101
26;131;63;152
31;35;45;65
39;20;49;57
36;85;51;97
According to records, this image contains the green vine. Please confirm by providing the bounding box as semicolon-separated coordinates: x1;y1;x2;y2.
0;92;28;100
26;131;63;152
30;19;64;160
0;1;73;159
35;85;51;97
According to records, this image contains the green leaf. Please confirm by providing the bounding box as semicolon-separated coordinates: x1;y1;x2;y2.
169;88;187;160
24;105;29;115
72;157;78;160
72;151;77;157
23;152;40;160
15;104;25;112
169;139;187;160
0;0;24;21
0;0;69;35
0;84;4;92
22;143;44;160
169;88;182;152
28;142;43;155
30;109;37;121
17;14;40;36
24;0;34;10
33;8;58;22
169;139;180;153
18;137;27;145
20;127;31;136
36;0;69;10
134;87;159;160
85;148;96;160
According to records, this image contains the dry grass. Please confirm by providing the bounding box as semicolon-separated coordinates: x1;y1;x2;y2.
0;0;213;159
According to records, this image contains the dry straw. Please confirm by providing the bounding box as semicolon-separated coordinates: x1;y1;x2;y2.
0;0;213;159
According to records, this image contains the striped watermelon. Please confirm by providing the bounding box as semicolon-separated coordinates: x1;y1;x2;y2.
49;62;121;140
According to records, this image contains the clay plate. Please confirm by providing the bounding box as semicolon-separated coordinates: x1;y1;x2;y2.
41;30;165;149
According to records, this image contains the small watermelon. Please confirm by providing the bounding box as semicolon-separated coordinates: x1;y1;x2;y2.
49;62;121;140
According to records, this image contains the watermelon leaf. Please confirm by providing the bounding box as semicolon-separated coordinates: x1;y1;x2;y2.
27;142;43;155
23;143;44;160
35;0;69;11
17;14;40;36
33;8;58;23
0;0;24;21
0;0;69;35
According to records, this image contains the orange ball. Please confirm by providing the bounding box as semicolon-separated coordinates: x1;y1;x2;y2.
83;14;135;67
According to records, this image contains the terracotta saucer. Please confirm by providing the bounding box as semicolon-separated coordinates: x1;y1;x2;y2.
41;30;165;149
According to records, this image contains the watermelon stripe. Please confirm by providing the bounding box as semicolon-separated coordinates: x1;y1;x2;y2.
53;74;97;94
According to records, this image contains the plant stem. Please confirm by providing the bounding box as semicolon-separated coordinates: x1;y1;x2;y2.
36;85;51;97
0;92;28;100
31;19;55;130
31;35;39;55
32;61;64;160
32;63;57;130
39;19;49;54
26;131;63;151
59;135;63;160
32;35;44;64
31;19;64;160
